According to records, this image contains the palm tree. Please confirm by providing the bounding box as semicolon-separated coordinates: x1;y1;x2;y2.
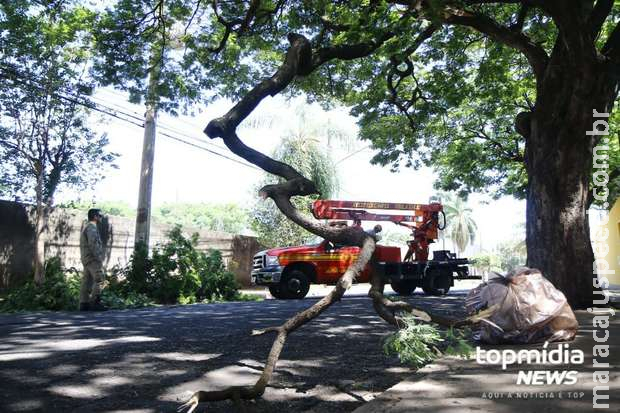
440;192;478;255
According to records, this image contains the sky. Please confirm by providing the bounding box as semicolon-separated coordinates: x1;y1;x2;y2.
56;88;527;252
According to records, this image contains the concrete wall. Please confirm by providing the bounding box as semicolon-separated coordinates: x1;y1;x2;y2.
0;200;261;291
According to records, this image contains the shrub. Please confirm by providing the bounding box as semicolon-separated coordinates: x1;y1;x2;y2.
197;250;239;302
120;226;241;304
100;289;153;309
0;257;80;312
383;315;474;368
0;226;247;312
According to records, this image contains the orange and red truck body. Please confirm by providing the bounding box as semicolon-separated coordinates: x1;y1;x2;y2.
251;199;477;299
252;241;401;285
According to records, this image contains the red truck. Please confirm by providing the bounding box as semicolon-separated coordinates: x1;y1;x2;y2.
251;200;477;299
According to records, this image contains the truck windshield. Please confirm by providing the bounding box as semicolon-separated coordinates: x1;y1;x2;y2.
305;236;324;245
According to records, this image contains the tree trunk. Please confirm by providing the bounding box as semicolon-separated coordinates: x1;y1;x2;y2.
525;121;595;309
33;171;45;285
524;50;614;308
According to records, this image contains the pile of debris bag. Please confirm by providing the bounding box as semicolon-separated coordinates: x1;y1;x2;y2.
466;267;578;344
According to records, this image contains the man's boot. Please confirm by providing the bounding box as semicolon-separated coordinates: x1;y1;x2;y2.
90;297;108;311
79;302;90;311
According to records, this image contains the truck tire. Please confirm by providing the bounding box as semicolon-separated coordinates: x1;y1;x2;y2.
422;268;452;296
268;285;286;300
390;280;416;296
280;269;310;299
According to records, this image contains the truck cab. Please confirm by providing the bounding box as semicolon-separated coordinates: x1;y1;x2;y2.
251;239;401;299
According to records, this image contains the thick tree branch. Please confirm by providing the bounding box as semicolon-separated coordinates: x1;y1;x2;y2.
190;28;473;411
205;34;312;141
589;0;614;38
443;8;549;78
368;268;427;326
383;25;436;131
602;20;620;60
180;237;377;412
311;31;395;69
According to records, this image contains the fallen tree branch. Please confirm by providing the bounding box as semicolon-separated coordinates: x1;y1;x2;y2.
367;267;473;328
180;238;376;412
181;26;477;412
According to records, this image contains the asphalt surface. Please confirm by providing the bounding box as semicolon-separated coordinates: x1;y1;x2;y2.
0;288;468;413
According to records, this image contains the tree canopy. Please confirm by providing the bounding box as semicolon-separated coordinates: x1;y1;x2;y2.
252;134;338;247
0;1;117;205
170;0;619;309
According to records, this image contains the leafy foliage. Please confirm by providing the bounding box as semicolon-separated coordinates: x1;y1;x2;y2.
383;314;474;368
59;200;137;218
0;227;250;312
252;135;338;247
496;239;527;272
472;238;527;274
0;2;117;205
153;203;249;234
58;201;250;234
92;0;279;115
0;257;152;312
440;192;478;254
117;226;241;304
383;317;442;368
100;289;154;310
471;253;502;275
0;258;79;312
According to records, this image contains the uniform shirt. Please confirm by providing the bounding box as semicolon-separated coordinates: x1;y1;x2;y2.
365;228;383;242
80;222;104;264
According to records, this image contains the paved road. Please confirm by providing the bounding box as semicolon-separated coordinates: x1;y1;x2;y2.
0;289;468;413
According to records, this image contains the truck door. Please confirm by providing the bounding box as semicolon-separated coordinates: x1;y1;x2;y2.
321;241;360;284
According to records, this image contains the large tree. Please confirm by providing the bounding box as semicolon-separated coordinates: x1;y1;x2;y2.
0;1;117;283
196;0;618;308
92;0;288;246
171;1;619;410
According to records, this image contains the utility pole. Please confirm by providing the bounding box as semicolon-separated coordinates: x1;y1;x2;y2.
134;45;162;249
134;101;157;248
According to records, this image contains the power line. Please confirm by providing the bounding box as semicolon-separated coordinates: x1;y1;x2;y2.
87;97;261;170
157;130;262;170
93;88;231;151
335;145;371;165
0;65;261;171
89;89;236;156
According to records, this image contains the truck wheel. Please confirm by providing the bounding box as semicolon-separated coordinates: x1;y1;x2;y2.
281;270;310;299
390;280;416;296
422;269;452;296
268;285;286;300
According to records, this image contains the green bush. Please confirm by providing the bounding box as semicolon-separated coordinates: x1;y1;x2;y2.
0;257;80;312
383;315;474;368
197;250;239;301
100;289;153;309
0;226;247;312
119;226;241;304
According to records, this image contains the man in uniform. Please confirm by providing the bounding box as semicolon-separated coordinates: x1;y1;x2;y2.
79;208;107;311
365;224;383;241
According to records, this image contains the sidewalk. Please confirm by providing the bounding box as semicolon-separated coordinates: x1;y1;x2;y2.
354;310;619;413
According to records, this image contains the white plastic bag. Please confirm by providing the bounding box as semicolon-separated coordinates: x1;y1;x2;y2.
466;267;578;344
